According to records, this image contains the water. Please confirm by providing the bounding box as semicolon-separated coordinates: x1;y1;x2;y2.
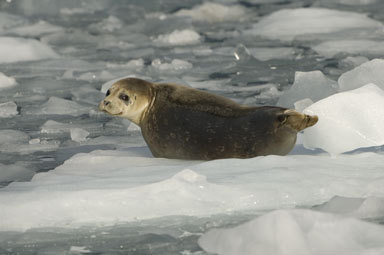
1;0;384;254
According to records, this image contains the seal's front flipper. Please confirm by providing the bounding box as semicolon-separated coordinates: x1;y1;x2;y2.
278;109;318;132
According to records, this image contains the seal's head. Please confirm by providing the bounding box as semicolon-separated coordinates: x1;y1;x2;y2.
99;78;154;125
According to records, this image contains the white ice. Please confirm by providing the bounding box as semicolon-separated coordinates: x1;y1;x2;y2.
151;58;193;72
277;71;338;108
248;47;296;61
303;84;384;155
175;2;246;23
70;128;90;142
153;29;201;46
0;101;18;117
0;72;17;90
0;36;58;63
1;149;384;231
0;163;34;183
247;8;384;41
313;40;384;58
199;209;384;255
338;58;384;91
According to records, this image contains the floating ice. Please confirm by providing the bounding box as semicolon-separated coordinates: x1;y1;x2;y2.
0;163;34;183
248;47;296;61
315;196;384;219
0;130;30;144
5;20;63;37
153;29;201;46
277;71;338;108
0;37;58;63
151;59;193;72
320;0;377;5
199;209;384;255
0;72;17;90
70;128;90;142
1;149;384;231
247;8;384;41
89;16;123;33
0;12;26;31
303;84;384;155
175;2;246;23
30;97;91;116
338;58;384;91
313;40;384;58
339;56;369;69
0;101;18;117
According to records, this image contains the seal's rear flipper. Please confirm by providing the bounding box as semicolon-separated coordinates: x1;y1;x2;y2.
278;109;318;132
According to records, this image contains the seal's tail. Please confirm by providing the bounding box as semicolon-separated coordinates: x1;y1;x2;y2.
279;109;318;132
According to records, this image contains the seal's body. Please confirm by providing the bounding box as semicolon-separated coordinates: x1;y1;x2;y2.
99;78;318;160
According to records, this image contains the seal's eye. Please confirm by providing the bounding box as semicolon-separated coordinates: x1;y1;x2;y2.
119;94;130;102
106;89;110;97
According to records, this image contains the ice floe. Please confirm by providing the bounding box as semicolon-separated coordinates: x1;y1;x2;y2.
338;58;384;91
199;209;384;255
303;84;384;155
4;20;63;37
247;8;384;41
0;101;18;117
27;97;92;116
153;29;201;46
0;36;58;63
175;2;246;23
1;149;384;231
0;72;17;90
313;39;384;58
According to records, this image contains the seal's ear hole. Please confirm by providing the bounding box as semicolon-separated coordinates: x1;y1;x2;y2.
134;95;137;100
277;114;287;123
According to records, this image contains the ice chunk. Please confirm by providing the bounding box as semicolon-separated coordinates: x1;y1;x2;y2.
248;47;296;61
0;101;18;117
151;59;193;72
0;72;17;90
5;20;63;37
303;84;384;154
294;98;313;112
30;97;91;116
153;29;201;46
338;58;384;91
247;8;384;41
70;128;90;142
339;56;369;69
313;40;384;58
0;37;58;63
0;163;34;183
41;120;73;134
199;209;384;255
277;71;338;108
175;2;246;23
0;12;26;31
89;16;122;33
316;196;384;219
320;0;377;5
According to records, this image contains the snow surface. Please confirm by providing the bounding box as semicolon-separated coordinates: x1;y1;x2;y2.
303;84;384;155
0;36;58;63
247;8;384;41
199;209;384;255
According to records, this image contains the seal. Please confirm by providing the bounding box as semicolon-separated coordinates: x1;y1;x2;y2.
99;78;318;160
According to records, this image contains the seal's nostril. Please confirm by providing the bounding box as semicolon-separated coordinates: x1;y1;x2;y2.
104;100;110;106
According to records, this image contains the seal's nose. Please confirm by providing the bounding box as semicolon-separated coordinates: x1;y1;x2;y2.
104;100;110;106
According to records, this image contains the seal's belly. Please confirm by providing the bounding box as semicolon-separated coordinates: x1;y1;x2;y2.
142;106;297;160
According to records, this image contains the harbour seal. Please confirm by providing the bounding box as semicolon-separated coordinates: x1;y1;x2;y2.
99;78;318;160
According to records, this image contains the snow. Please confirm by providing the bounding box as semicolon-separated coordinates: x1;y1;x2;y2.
247;8;384;41
1;150;384;231
199;209;384;255
0;36;58;63
0;72;17;90
277;71;338;108
153;29;201;46
175;2;246;23
0;101;18;117
313;40;384;58
303;84;384;155
338;58;384;91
